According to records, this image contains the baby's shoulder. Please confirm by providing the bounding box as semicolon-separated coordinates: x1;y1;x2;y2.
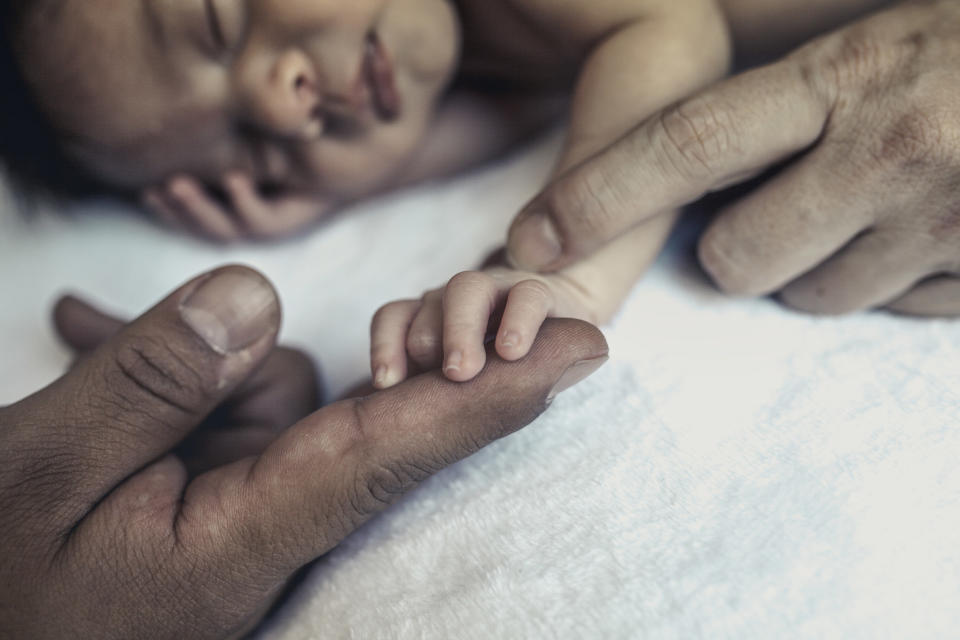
454;0;651;82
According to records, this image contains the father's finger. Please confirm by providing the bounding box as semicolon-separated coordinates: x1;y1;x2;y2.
184;318;608;582
886;275;960;317
777;230;932;314
53;294;125;353
697;144;878;296
4;266;280;525
507;61;829;272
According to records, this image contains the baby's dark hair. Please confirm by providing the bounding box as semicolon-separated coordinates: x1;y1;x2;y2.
1;0;99;197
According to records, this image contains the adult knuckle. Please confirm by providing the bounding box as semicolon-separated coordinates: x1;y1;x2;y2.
883;106;954;170
406;329;440;363
828;32;884;89
512;279;553;305
798;22;932;107
420;289;443;306
698;234;761;295
307;398;371;463
372;301;404;327
928;203;960;255
447;270;491;292
656;98;736;182
352;463;416;517
330;400;442;522
104;335;209;421
341;417;409;520
803;27;889;97
542;169;621;239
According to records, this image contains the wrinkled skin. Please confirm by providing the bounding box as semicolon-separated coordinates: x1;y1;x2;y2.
508;0;960;316
0;266;607;639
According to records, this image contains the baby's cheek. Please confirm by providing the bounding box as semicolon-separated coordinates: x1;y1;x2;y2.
299;118;430;198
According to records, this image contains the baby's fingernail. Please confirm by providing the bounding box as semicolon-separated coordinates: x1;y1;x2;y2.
444;351;463;374
546;356;608;403
224;172;245;189
500;331;521;349
373;365;389;388
509;209;562;270
168;176;191;196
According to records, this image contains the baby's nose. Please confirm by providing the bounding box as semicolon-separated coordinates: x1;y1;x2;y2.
241;49;324;140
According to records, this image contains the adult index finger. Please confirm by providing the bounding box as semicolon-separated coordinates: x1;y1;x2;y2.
507;60;830;272
181;318;609;584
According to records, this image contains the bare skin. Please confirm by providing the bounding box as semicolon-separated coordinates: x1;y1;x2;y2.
0;266;608;639
506;0;960;318
371;0;730;386
372;0;946;387
15;0;731;384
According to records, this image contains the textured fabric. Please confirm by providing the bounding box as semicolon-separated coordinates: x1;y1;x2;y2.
1;135;958;639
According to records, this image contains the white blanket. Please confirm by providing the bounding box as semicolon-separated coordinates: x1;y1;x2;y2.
2;135;958;639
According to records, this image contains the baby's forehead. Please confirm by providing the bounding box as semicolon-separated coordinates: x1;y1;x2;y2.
21;0;233;187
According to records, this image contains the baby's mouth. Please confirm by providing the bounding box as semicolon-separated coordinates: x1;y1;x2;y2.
363;32;402;122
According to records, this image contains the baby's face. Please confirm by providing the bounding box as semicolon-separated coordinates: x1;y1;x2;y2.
23;0;460;200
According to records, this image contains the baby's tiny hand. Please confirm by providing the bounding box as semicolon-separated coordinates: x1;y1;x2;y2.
370;267;594;388
142;173;333;242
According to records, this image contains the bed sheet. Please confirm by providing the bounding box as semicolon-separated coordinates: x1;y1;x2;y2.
1;136;958;639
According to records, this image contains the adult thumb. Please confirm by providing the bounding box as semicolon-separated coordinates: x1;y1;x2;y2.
6;265;281;524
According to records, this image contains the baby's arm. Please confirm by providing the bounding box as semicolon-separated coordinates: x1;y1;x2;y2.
370;214;672;387
541;0;731;175
370;0;732;386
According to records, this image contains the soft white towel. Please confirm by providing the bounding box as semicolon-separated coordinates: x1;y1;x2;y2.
1;135;958;639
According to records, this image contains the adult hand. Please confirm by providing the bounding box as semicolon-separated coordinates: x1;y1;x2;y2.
51;293;321;475
0;266;607;639
507;0;960;316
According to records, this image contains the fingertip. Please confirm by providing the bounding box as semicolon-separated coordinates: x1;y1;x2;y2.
372;365;389;390
444;348;488;383
372;364;403;390
507;209;563;272
442;350;463;378
53;293;84;319
167;175;196;200
530;318;609;365
223;171;252;195
495;330;528;362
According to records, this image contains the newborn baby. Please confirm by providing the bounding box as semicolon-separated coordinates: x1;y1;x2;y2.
1;0;730;382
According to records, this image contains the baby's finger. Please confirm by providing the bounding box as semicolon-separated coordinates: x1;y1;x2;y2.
142;188;189;233
167;176;240;242
441;272;502;382
370;300;421;389
224;173;279;237
496;279;555;361
406;290;445;371
225;174;323;239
